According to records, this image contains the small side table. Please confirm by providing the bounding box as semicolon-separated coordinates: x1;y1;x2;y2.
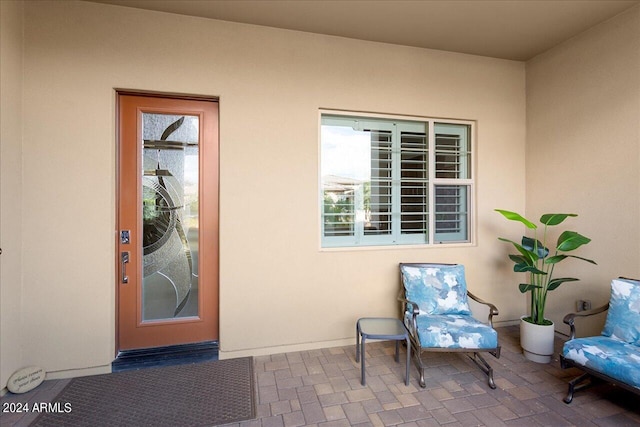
356;317;410;386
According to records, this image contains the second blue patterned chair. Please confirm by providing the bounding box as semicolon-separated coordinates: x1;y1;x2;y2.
560;277;640;403
398;263;501;388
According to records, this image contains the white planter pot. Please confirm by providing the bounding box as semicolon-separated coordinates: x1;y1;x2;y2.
520;316;555;363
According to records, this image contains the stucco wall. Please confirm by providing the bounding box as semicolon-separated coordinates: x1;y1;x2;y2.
11;0;528;379
1;0;25;392
525;5;640;336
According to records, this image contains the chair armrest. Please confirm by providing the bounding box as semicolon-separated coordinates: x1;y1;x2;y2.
467;291;499;327
397;293;420;333
563;303;609;340
397;293;420;316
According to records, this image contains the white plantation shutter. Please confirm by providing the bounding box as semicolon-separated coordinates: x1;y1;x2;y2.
400;129;428;240
363;129;393;238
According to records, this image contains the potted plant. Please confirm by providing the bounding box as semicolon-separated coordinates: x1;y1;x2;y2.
495;209;596;363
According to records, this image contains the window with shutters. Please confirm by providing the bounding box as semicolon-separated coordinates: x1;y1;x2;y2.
320;113;473;248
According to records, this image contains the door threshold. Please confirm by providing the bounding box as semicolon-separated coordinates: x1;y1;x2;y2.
112;341;219;372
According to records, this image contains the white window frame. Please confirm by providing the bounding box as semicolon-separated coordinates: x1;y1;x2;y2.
319;110;475;249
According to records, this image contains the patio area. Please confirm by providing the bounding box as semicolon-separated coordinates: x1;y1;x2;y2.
2;326;639;427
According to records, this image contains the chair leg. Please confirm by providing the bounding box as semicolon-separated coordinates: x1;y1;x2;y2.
405;337;410;386
418;369;426;388
468;352;496;389
411;354;426;388
410;346;427;388
564;372;591;404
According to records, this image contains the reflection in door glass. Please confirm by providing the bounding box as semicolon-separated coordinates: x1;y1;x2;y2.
141;113;199;321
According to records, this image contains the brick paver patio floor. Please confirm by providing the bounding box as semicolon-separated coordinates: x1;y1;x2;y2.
2;326;639;426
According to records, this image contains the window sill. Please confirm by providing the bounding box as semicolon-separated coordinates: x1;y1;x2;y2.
319;242;476;252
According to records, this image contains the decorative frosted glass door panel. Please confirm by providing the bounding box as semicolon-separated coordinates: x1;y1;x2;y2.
117;94;218;351
142;114;199;321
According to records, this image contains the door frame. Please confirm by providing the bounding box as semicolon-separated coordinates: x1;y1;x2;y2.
115;89;220;354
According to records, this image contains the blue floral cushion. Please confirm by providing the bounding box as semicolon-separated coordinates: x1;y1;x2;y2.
601;278;640;345
410;314;498;349
563;336;640;389
400;264;471;315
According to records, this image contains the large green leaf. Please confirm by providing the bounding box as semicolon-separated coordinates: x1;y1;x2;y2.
540;213;577;226
547;277;579;291
546;254;597;265
495;209;537;229
522;236;549;259
498;237;537;264
509;254;529;264
557;231;591;252
514;263;545;274
519;283;542;293
566;254;597;265
545;254;567;264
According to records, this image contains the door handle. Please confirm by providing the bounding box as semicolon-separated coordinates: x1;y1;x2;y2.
121;251;130;284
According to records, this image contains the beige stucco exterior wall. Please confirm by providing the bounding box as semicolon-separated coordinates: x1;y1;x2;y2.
1;0;25;392
525;5;640;336
5;0;528;382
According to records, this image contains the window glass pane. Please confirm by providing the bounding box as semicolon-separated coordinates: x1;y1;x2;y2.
434;185;469;242
323;186;355;237
321;123;369;238
435;123;471;179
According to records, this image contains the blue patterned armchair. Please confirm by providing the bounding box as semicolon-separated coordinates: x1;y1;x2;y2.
398;263;501;388
560;277;640;403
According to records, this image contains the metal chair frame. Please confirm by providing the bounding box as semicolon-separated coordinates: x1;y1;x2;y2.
398;263;501;389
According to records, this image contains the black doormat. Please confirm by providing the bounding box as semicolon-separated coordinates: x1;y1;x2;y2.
32;357;255;427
